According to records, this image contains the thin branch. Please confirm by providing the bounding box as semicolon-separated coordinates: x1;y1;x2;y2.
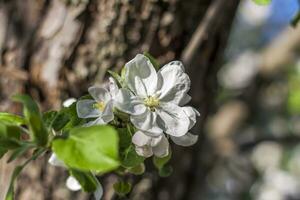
181;0;227;66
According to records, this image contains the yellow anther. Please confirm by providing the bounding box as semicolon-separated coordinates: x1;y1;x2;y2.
144;96;160;111
93;101;106;111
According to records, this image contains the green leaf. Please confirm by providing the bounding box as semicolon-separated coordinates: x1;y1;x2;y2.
0;123;21;139
108;70;125;88
61;103;84;132
0;113;25;126
153;149;172;170
118;128;132;150
121;145;144;168
127;163;145;175
43;111;58;128
0;138;22;149
12;95;48;146
158;165;173;177
7;144;33;163
69;169;98;192
0;147;7;159
143;52;160;70
252;0;271;5
113;181;132;196
52;125;120;172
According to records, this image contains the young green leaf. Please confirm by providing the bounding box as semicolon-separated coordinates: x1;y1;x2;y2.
0;113;25;126
43;111;58;128
52;125;120;172
0;147;7;159
127;163;145;175
113;181;132;196
158;165;173;177
12;95;48;146
252;0;271;5
121;145;144;168
108;70;125;88
153;149;172;170
7;144;33;163
143;52;160;70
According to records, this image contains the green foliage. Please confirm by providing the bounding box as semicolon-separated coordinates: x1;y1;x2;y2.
0;113;25;126
69;169;98;192
113;181;132;196
158;165;173;177
153;149;173;177
52;125;120;172
108;70;126;88
127;163;145;175
153;150;172;169
12;95;48;146
252;0;271;5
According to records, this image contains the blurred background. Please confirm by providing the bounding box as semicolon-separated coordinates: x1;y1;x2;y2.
1;0;300;199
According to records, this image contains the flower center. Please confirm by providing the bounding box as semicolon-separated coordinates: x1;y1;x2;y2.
144;96;160;111
93;101;106;112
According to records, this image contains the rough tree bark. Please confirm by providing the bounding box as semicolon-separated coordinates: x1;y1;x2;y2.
0;0;240;199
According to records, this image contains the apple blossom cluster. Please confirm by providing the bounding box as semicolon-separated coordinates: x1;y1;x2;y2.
0;53;199;200
77;54;200;158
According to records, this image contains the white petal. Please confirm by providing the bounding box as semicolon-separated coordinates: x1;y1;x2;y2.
171;132;198;147
48;153;65;167
124;54;158;97
84;118;105;126
76;99;101;118
152;135;169;158
179;94;191;106
183;106;200;129
101;100;114;123
63;98;77;107
108;77;119;99
115;88;146;115
130;110;163;136
132;131;151;147
66;176;81;191
135;145;153;158
157;61;190;105
88;86;111;102
156;103;190;137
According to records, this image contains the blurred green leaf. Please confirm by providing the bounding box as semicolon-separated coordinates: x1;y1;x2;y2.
0;113;25;126
121;145;144;168
108;70;125;88
127;163;145;175
52;125;120;172
158;165;173;177
252;0;271;5
12;95;48;146
113;181;132;196
153;149;172;170
7;144;33;163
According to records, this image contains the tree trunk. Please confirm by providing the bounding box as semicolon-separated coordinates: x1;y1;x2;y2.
0;0;240;199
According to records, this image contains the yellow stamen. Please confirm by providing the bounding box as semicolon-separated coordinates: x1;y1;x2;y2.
93;101;106;111
144;96;160;111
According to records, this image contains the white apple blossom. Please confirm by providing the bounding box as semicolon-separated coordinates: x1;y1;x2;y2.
76;77;119;126
115;54;199;156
